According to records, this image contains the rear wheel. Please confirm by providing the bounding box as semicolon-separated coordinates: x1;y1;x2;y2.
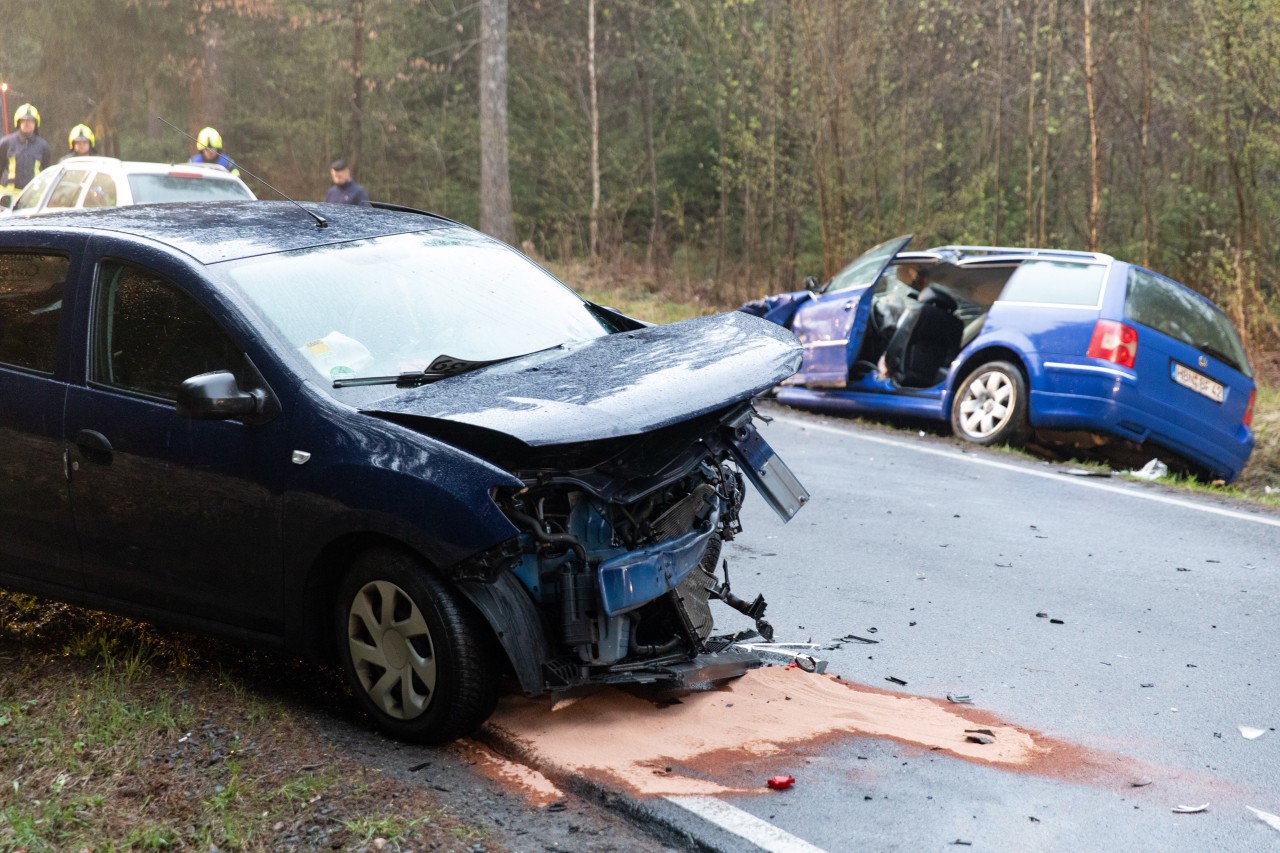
950;360;1030;446
335;547;500;744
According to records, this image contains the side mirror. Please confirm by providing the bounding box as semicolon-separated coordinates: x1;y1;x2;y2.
177;370;262;420
803;275;820;292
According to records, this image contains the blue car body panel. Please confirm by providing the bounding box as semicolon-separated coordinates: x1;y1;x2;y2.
751;241;1255;481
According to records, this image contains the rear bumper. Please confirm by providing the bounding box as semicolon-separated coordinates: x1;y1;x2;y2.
1032;362;1253;480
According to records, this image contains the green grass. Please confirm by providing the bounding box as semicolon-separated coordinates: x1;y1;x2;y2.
0;603;494;853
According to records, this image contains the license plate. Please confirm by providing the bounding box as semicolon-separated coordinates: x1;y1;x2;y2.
1172;362;1224;402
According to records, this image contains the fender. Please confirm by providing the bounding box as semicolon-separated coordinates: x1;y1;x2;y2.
457;572;551;695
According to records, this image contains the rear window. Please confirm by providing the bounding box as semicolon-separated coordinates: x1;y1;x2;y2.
126;173;253;203
1123;267;1251;377
998;260;1106;306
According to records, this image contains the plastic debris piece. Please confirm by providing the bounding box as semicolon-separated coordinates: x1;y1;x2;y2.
1172;803;1209;814
1140;683;1154;688
946;693;973;704
1129;778;1153;787
965;733;995;745
766;775;795;790
1065;467;1111;478
1049;618;1064;624
1128;458;1169;480
1238;725;1267;740
546;799;568;812
885;676;908;686
1036;612;1048;618
951;840;973;846
1247;807;1280;832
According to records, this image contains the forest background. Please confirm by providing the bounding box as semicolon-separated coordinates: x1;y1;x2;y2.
6;0;1280;360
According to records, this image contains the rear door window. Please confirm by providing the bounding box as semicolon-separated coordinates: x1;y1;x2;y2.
997;260;1106;307
0;252;69;373
1123;267;1251;377
83;172;118;208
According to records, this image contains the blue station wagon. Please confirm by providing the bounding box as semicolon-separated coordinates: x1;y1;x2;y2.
0;201;807;743
742;236;1256;482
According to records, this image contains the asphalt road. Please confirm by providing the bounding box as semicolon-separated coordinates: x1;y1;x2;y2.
651;403;1279;852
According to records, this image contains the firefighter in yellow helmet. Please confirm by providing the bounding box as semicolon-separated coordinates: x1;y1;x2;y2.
189;126;239;176
0;103;53;190
62;124;97;161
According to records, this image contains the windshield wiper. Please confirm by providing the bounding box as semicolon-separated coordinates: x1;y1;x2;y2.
1195;342;1240;372
333;353;514;389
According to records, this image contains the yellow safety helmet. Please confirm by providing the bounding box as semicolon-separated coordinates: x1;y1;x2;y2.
196;126;223;151
68;124;96;150
14;103;40;129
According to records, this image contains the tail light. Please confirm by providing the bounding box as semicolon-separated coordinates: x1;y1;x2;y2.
1087;319;1138;369
1244;387;1256;428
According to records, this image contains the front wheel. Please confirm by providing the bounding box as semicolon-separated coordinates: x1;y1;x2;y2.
950;360;1030;446
335;547;500;744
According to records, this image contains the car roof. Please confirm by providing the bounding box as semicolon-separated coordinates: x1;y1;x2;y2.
924;244;1113;264
0;201;460;264
55;157;245;179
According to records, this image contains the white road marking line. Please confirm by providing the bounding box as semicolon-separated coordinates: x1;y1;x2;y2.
665;795;829;853
775;413;1280;530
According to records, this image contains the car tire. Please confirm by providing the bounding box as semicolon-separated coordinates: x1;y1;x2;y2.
950;360;1030;446
335;547;500;744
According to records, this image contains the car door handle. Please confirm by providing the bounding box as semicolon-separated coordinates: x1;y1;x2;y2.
842;300;855;310
74;429;113;466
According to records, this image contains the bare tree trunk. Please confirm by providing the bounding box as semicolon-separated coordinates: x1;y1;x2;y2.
1138;0;1152;267
1083;0;1100;251
479;0;516;243
350;0;364;170
641;72;660;271
992;1;1005;244
1024;0;1041;245
1038;0;1058;245
588;0;600;258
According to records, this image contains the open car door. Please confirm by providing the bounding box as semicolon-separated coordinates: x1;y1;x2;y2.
783;236;912;388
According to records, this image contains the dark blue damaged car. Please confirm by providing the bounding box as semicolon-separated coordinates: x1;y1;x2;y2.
0;201;807;742
743;236;1255;482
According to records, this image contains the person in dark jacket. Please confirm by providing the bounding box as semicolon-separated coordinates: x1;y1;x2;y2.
324;159;371;206
0;104;53;190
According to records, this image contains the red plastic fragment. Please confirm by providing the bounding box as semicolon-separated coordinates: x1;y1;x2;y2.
766;775;795;790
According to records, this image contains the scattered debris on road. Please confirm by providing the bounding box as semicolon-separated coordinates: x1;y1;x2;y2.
965;729;996;745
1065;467;1111;477
766;775;795;790
1127;459;1169;480
1247;806;1280;832
885;676;908;686
946;694;973;704
1050;618;1065;624
1238;725;1267;740
1129;778;1153;787
1171;803;1209;814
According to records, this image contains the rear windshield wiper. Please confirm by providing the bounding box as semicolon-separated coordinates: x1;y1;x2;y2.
1195;342;1240;372
333;353;515;388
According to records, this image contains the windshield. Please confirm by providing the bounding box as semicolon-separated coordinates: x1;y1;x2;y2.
220;227;612;399
127;173;254;203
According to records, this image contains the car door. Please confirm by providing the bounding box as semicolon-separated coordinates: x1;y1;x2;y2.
785;236;911;387
64;255;288;632
0;246;84;588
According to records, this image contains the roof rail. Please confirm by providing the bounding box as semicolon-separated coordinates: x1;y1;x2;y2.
928;244;1110;262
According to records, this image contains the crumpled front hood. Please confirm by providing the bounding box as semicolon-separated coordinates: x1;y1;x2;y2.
361;312;800;446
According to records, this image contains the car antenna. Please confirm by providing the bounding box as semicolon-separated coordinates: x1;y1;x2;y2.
155;117;327;228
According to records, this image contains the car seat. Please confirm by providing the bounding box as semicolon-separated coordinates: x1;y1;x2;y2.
883;286;964;387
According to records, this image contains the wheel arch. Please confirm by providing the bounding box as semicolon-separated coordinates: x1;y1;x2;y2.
947;346;1030;414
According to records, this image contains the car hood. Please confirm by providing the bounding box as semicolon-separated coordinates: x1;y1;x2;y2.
361;311;801;446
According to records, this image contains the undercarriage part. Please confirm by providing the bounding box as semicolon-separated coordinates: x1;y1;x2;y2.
668;534;720;648
708;558;774;641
